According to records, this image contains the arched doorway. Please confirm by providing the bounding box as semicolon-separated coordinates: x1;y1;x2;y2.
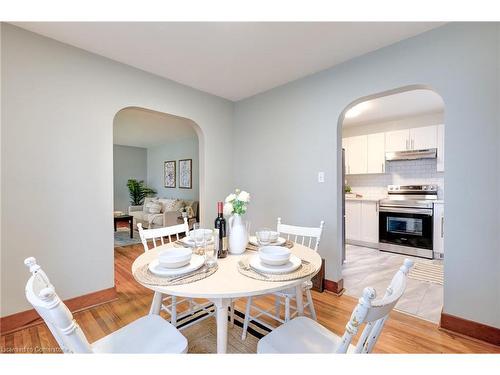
338;85;445;324
112;106;204;247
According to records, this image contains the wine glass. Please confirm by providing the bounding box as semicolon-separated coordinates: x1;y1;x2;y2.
192;223;205;255
204;232;217;268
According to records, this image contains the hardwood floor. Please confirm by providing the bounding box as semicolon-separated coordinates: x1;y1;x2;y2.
1;243;499;354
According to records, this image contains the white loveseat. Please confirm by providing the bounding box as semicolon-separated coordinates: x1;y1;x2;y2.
129;197;199;229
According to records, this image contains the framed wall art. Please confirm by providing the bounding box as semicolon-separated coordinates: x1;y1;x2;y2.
178;159;192;189
164;160;176;188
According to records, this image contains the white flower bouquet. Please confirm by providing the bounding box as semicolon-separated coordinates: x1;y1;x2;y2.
224;189;250;216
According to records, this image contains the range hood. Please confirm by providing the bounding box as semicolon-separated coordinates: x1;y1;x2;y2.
385;148;437;161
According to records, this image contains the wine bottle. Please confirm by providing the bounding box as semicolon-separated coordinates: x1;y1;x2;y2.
214;201;228;258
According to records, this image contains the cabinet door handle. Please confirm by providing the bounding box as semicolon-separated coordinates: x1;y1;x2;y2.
411;139;414;149
441;216;444;238
381;163;384;173
376;202;378;212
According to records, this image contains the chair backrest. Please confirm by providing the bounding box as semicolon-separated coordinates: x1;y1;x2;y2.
276;217;325;251
336;258;414;353
24;257;93;353
137;217;189;252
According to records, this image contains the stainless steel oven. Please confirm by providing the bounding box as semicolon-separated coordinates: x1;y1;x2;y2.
378;185;437;259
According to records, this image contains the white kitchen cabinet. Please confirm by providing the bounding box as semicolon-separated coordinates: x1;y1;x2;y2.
410;125;437;150
367;132;386;173
346;199;379;247
345;200;361;241
433;202;444;256
343;124;442;175
385;125;438;152
385;129;410;152
344;135;367;174
437;124;445;172
361;201;379;244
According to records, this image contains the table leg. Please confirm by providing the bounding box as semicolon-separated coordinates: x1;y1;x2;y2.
212;298;231;354
129;218;133;238
295;285;304;316
149;291;163;315
114;220;117;232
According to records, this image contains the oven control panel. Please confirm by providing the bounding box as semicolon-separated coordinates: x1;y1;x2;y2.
388;184;438;193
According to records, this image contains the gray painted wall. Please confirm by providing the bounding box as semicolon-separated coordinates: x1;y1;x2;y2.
147;137;199;202
113;145;147;213
2;22;499;330
1;24;234;316
234;23;500;328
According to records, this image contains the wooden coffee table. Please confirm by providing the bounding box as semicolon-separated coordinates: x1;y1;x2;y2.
114;214;134;238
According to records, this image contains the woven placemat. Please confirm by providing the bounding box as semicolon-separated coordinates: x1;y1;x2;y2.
237;256;315;282
246;240;294;252
133;263;217;286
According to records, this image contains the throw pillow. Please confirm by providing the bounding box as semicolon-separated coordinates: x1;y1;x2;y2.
148;202;162;214
160;198;180;212
143;197;158;212
185;206;195;219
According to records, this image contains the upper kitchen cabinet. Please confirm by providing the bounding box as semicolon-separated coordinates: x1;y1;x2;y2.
367;132;385;173
385;129;410;152
344;135;367;174
343;124;444;175
437;124;445;172
385;125;438;152
410;125;437;150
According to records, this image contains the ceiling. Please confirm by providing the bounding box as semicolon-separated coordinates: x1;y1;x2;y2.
13;22;444;101
113;107;197;148
343;89;444;127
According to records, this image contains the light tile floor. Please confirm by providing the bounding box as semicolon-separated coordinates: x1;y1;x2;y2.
342;244;443;323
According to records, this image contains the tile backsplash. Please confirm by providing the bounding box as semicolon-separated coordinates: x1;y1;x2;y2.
346;158;444;199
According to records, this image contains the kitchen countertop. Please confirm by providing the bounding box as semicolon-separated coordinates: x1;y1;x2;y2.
345;195;444;204
345;196;386;202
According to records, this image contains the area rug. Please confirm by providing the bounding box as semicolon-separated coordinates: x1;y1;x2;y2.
177;307;272;353
114;227;142;247
408;261;444;285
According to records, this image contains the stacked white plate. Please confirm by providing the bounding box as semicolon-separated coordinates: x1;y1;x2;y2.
249;246;301;275
248;236;286;247
249;254;301;274
180;236;214;247
148;254;204;277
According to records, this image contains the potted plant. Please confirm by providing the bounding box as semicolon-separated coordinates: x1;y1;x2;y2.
127;179;157;206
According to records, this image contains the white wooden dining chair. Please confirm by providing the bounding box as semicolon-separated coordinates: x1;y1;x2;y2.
241;217;325;340
24;257;188;353
137;220;214;329
257;259;414;353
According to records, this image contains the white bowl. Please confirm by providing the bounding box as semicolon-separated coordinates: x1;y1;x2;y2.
259;246;291;266
158;248;192;269
189;229;213;241
269;231;280;242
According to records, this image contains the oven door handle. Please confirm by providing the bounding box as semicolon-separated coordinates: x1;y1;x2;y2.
379;207;433;216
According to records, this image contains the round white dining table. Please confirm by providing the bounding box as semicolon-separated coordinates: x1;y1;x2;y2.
131;243;322;353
